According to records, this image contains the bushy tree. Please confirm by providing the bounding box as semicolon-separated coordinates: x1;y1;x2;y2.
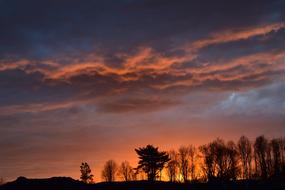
80;162;94;183
135;145;170;181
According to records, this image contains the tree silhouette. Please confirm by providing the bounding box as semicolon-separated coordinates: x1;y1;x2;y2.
254;136;269;179
80;162;94;184
135;145;170;181
188;145;197;181
166;150;179;182
200;142;216;181
238;136;252;179
178;146;196;182
118;161;136;181
281;138;285;172
78;135;285;184
271;138;282;176
200;138;240;181
102;160;118;182
226;141;240;180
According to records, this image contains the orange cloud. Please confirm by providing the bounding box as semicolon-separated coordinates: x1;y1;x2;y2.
44;47;190;82
184;22;285;52
153;51;285;89
1;22;285;97
42;22;285;83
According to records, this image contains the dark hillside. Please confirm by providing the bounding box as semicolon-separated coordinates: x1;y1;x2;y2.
1;177;285;190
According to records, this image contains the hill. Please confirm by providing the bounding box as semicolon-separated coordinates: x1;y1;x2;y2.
1;177;285;190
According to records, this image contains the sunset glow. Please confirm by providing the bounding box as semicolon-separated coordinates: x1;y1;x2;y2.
0;0;285;183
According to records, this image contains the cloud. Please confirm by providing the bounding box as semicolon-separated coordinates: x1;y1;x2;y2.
1;23;285;115
207;82;285;116
97;97;180;113
183;22;285;52
0;2;285;115
1;0;284;59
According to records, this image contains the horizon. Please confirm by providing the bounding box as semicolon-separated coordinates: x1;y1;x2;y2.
1;134;284;183
0;0;285;183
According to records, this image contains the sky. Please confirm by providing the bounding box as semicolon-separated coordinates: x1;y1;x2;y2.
0;0;285;182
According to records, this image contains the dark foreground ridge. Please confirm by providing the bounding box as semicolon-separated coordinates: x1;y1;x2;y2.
1;177;285;190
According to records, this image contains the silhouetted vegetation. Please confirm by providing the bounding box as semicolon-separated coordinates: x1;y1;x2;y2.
178;145;197;182
80;162;94;184
166;150;179;182
238;136;252;179
118;161;136;181
1;135;285;190
135;145;170;181
101;160;118;182
2;176;285;190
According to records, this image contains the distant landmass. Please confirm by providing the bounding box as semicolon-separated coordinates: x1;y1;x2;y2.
1;176;285;190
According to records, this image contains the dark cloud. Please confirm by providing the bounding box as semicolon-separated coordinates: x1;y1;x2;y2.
97;97;180;113
1;0;285;59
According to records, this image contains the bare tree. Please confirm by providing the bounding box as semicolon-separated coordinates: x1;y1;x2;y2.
80;162;94;184
200;138;240;181
238;136;252;179
199;142;216;181
226;141;240;180
118;161;135;181
281;138;285;173
177;145;197;182
271;138;282;176
188;145;197;181
266;142;273;176
102;160;118;182
178;146;190;182
212;138;227;179
254;135;269;179
166;150;179;182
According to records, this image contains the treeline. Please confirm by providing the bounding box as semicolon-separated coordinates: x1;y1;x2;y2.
80;135;285;183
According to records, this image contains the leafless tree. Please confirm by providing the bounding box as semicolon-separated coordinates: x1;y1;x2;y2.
226;141;240;180
238;136;252;179
199;142;216;181
118;161;135;181
102;160;118;182
266;142;273;176
166;150;179;182
254;135;269;179
178;146;190;182
281;138;285;173
212;138;228;179
188;145;197;181
271;138;282;176
200;138;240;181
